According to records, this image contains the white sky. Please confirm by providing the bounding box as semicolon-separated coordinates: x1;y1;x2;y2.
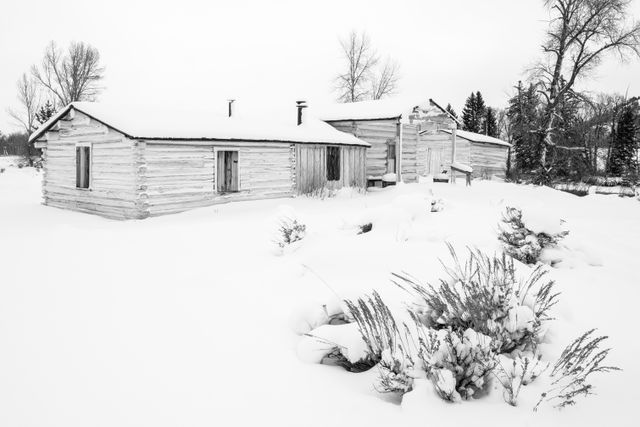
1;0;639;132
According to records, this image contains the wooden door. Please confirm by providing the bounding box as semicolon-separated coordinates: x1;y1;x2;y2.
427;148;443;175
217;150;239;192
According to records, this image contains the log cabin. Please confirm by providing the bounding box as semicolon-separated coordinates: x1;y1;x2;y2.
29;102;370;219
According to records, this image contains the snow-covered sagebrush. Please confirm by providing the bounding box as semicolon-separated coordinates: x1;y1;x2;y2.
498;206;568;265
395;245;558;354
274;212;306;249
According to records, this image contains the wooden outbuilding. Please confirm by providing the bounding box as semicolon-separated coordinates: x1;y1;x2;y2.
316;98;457;185
29;102;369;219
431;129;511;179
317;98;511;183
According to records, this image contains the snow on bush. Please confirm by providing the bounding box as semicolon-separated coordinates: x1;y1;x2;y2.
274;207;307;250
297;323;370;369
412;326;496;402
430;198;444;212
395;245;558;354
498;206;569;265
493;351;549;406
534;329;621;411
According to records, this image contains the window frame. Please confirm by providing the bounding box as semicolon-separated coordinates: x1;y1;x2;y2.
75;142;92;190
326;146;341;182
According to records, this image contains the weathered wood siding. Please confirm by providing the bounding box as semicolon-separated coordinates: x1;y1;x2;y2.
421;132;471;174
36;110;142;220
327;120;398;179
470;142;509;178
295;144;367;194
142;141;295;217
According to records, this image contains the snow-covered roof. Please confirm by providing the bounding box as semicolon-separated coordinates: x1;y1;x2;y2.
29;102;370;147
439;129;511;147
313;97;447;122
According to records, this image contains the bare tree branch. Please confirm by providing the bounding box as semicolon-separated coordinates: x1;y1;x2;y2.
533;0;640;178
6;73;40;135
335;31;379;103
31;41;105;107
371;58;400;100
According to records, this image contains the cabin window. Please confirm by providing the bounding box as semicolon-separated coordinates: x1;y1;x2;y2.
326;146;341;181
217;150;239;192
387;139;396;173
75;144;91;189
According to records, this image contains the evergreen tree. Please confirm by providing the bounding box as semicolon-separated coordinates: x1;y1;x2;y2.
608;104;639;176
485;107;498;137
475;91;487;131
507;82;540;173
445;103;459;128
35;100;57;125
462;91;488;133
445;103;458;119
462;92;477;132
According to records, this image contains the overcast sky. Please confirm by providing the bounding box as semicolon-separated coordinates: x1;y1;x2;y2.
1;0;639;132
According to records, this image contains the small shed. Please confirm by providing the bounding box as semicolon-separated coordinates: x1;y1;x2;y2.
437;129;511;178
315;98;456;185
30;102;369;219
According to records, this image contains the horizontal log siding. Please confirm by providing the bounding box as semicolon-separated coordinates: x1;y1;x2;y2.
142;141;295;217
327;120;397;178
401;124;421;183
470;142;509;178
38;111;141;220
295;144;367;194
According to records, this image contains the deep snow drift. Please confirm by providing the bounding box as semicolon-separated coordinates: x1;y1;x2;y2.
0;157;638;427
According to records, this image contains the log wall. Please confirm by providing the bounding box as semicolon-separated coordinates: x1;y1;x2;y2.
36;110;142;220
327;120;428;183
142;141;295;217
470;142;509;178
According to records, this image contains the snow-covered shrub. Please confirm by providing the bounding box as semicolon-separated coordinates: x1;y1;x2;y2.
413;326;496;402
297;322;371;370
275;216;306;249
344;291;415;382
344;291;404;363
358;222;373;234
534;329;620;411
493;351;548;406
395;245;559;354
498;206;569;265
376;349;414;394
430;198;444;212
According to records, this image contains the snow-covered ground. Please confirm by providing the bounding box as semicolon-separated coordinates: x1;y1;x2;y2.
1;156;638;426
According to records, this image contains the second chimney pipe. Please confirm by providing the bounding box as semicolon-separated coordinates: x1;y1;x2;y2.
296;101;307;125
228;99;235;117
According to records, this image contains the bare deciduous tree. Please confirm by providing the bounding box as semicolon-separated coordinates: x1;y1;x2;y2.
31;41;105;107
7;73;40;135
534;0;640;180
371;58;400;100
335;31;379;103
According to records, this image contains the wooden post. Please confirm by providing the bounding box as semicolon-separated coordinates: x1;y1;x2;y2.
451;128;457;184
397;119;403;183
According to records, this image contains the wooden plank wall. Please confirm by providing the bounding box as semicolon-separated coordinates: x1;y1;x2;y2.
295;144;367;194
38;110;141;219
470;142;509;178
327;120;397;179
143;142;295;217
421;133;471;173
